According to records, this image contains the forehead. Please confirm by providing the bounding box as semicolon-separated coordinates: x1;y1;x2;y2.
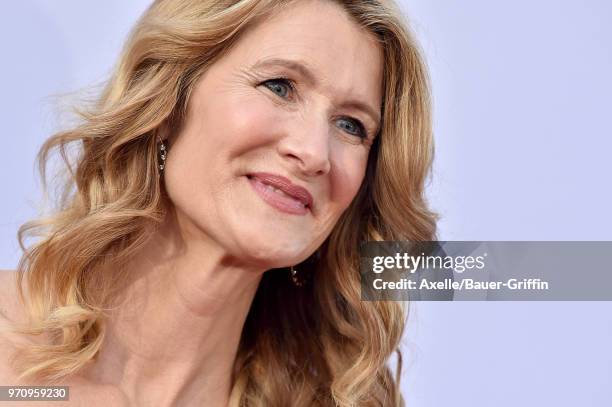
222;0;384;106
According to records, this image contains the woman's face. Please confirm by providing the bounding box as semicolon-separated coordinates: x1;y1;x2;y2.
164;0;383;268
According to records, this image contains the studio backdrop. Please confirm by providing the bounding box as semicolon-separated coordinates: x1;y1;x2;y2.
1;1;611;406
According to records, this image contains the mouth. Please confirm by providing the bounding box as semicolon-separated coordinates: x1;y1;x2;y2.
246;172;313;216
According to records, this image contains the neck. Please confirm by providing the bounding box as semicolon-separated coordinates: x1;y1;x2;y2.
81;209;264;407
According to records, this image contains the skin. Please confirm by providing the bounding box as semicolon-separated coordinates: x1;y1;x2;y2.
0;0;383;405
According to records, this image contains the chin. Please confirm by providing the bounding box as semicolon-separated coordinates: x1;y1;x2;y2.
217;206;315;269
232;231;312;269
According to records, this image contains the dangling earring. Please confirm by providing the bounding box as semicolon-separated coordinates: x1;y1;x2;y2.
290;265;306;287
157;137;167;175
290;250;321;287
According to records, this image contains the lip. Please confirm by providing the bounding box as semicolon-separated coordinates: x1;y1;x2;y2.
246;172;313;216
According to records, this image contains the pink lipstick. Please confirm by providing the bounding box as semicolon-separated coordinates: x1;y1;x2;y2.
247;172;313;215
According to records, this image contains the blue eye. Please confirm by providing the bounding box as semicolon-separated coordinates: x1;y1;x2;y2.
336;117;367;139
261;78;293;99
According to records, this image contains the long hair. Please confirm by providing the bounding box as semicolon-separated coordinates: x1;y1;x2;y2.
10;0;437;405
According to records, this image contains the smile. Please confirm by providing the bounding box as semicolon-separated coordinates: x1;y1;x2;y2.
246;173;313;216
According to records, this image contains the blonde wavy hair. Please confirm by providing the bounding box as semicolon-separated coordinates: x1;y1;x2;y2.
9;0;437;405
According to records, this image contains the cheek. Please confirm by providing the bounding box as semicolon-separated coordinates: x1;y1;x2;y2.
165;93;276;190
162;87;285;219
329;146;369;208
205;93;280;158
310;148;367;246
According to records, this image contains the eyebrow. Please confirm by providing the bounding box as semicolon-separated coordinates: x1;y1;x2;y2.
250;57;382;129
251;57;318;86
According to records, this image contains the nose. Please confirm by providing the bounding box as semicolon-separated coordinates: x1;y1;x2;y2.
277;113;332;177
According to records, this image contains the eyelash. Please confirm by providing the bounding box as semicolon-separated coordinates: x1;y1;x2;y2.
259;78;369;140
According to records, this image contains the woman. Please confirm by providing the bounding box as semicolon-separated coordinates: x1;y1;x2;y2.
0;0;436;405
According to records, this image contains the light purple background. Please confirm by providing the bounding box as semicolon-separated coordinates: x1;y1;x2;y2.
1;1;611;405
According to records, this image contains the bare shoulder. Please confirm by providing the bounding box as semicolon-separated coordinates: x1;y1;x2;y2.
0;269;49;388
0;269;29;335
0;269;30;384
0;271;129;406
0;269;23;320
